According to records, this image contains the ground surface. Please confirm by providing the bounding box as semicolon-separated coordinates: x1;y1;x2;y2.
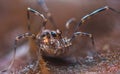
16;47;120;74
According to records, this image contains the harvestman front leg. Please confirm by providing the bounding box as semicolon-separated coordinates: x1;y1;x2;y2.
65;18;76;29
70;6;119;42
65;18;76;35
74;6;120;33
70;32;95;64
27;7;48;31
73;32;95;47
1;32;35;73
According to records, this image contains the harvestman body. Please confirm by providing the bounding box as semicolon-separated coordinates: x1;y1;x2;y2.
0;0;119;73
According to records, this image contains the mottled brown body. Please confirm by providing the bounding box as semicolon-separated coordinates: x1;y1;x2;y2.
36;29;72;57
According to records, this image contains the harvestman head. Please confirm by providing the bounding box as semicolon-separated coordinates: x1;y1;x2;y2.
0;0;119;73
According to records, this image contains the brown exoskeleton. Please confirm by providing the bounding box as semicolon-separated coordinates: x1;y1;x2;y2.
1;0;119;73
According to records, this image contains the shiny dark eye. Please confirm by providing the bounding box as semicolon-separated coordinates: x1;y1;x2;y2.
51;32;57;37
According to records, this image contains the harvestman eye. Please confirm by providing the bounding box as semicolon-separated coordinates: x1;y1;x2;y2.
51;31;57;37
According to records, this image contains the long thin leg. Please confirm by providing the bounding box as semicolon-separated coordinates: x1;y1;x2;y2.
65;18;76;36
71;32;95;48
71;32;104;62
73;6;120;36
65;18;76;29
38;0;58;29
27;8;31;31
27;7;47;31
1;32;35;73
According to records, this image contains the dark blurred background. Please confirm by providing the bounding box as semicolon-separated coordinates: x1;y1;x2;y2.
0;0;119;67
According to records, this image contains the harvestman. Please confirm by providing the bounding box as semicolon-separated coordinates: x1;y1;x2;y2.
0;0;119;73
